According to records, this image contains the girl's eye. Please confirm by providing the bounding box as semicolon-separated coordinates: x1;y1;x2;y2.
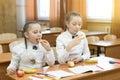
72;23;76;26
39;31;41;33
78;24;81;26
33;31;38;34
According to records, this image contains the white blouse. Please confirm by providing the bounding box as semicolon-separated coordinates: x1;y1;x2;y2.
7;40;55;70
56;30;91;64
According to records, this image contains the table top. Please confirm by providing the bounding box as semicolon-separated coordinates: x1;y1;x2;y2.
7;57;120;80
0;52;11;63
89;39;120;47
86;31;108;36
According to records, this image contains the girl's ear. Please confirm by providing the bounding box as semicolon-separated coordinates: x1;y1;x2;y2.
24;32;29;38
66;21;69;28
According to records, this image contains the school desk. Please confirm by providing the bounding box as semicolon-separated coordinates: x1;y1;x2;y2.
0;53;12;80
89;39;120;58
7;57;120;80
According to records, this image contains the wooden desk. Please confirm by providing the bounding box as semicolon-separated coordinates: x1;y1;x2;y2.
89;39;120;58
0;38;23;53
0;39;17;53
7;57;120;80
86;31;108;40
42;29;62;47
0;53;12;80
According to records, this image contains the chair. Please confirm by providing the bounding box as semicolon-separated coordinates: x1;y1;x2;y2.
80;29;88;34
104;34;117;41
9;38;24;52
101;34;117;53
0;45;3;54
0;33;17;40
87;36;100;55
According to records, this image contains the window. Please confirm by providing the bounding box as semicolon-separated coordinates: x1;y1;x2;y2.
86;0;113;21
37;0;50;20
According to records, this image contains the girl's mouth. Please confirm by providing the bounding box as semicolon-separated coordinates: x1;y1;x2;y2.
36;38;41;43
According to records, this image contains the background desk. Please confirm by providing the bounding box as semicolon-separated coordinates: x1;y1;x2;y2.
89;39;120;58
86;31;108;40
42;31;108;47
8;57;120;80
0;53;12;80
42;29;62;47
0;40;15;53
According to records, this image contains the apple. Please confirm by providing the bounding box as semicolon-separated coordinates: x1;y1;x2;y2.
16;69;24;77
67;61;75;67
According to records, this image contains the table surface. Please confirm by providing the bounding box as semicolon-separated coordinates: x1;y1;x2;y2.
86;31;108;36
7;57;120;80
89;39;120;47
0;52;11;63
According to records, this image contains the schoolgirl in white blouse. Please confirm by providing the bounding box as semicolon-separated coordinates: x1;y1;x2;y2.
56;11;91;64
7;22;55;74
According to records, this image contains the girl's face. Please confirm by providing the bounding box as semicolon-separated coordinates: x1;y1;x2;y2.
24;24;42;44
66;16;82;35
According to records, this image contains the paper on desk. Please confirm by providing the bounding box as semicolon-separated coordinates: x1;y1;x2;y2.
46;70;74;78
68;65;103;74
28;76;48;80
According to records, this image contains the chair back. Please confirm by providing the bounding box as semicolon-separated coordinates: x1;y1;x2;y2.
87;36;100;43
80;29;88;34
0;45;3;54
104;34;117;41
9;38;24;52
0;33;17;40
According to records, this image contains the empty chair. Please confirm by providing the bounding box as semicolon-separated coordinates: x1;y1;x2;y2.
87;36;100;55
0;45;3;54
80;29;88;34
104;34;117;41
0;33;17;40
9;38;24;52
87;36;100;43
101;34;117;53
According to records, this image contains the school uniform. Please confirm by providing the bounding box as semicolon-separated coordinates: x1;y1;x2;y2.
56;30;90;64
7;40;55;70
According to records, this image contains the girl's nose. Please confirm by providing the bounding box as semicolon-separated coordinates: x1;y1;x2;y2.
38;33;42;36
76;25;80;29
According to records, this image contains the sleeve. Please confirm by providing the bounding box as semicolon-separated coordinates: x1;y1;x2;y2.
7;47;20;70
44;49;55;66
56;36;70;64
81;37;91;60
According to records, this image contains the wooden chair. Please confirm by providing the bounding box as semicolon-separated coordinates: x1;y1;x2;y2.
101;34;117;53
9;38;24;52
87;36;100;55
0;45;3;54
0;33;17;40
80;29;88;34
104;34;117;41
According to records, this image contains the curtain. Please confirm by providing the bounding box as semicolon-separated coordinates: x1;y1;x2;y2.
49;0;87;29
111;0;120;38
50;0;60;28
66;0;87;29
26;0;37;21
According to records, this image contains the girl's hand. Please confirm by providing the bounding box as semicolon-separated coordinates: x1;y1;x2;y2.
40;39;51;51
71;57;83;64
7;68;16;75
66;35;84;51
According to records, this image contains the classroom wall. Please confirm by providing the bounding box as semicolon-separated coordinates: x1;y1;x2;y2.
87;22;111;33
0;0;17;34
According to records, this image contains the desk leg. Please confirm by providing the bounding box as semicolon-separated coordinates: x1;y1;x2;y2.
97;46;101;56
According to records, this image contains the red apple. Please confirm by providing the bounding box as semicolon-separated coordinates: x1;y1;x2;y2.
16;69;24;77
